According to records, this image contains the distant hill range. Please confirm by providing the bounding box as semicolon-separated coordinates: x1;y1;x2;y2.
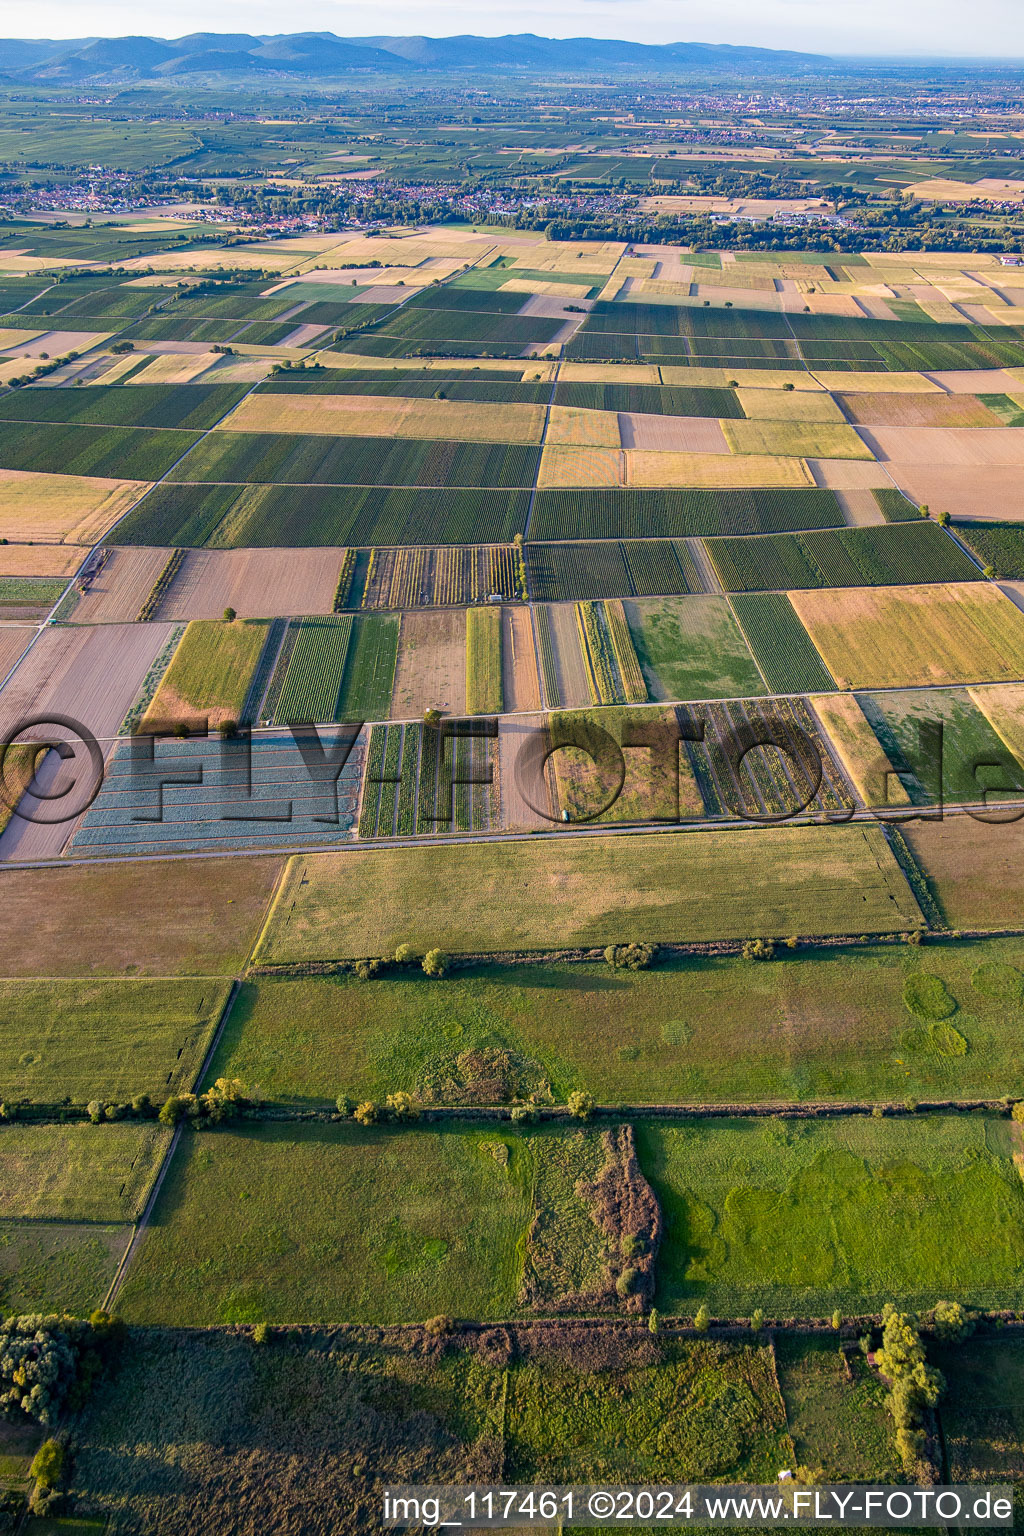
0;32;829;83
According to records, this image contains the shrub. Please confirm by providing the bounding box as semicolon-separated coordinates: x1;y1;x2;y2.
423;949;450;978
394;942;416;963
509;1104;537;1124
353;958;381;980
936;510;950;527
386;1091;420;1122
29;1439;63;1489
983;565;996;579
604;942;658;971
616;1267;639;1298
694;1303;710;1332
1012;1101;1024;1124
223;607;236;623
903;973;957;1021
567;1089;595;1121
335;1094;355;1117
424;1314;453;1336
871;1104;885;1119
86;1100;103;1124
353;1101;382;1126
741;938;775;961
751;1308;765;1331
648;1307;660;1334
253;1322;270;1345
621;1233;644;1259
832;1309;843;1330
928;1299;975;1341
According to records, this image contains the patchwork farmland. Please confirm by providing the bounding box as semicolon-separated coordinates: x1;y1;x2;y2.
3;177;1024;1528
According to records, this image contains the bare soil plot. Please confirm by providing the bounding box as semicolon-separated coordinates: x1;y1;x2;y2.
502;605;541;712
626;452;813;489
885;466;1024;521
0;855;284;976
538;446;625;488
516;293;593;320
153;549;345;622
835;490;886;526
931;370;1024;394
0;622;175;862
219;392;546;445
807;459;891;490
736;389;845;422
389;609;467;719
903;817;1024;931
0;545;82;577
545;406;621;448
498;712;551;828
10;330;109;358
618;414;730;452
71;546;170;624
0;626;33;682
0;470;149;544
810;693;910;809
860;427;1024;467
790;583;1024;690
536;602;593;708
837;393;1003;429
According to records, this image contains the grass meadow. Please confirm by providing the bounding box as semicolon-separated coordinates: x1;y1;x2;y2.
212;937;1024;1107
641;1114;1024;1317
0;1122;171;1223
255;824;921;962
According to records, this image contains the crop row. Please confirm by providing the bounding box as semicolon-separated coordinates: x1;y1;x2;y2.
729;593;836;695
530;488;845;542
361;545;520;609
0;383;247;432
136;547;184;622
168;431;541;490
271;617;354;725
359;722;494;838
554;382;743;417
0;421;201;481
706;523;980;594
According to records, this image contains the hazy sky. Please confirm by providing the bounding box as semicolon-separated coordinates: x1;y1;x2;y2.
7;0;1024;58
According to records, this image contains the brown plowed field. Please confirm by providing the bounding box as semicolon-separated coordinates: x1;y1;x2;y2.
71;547;171;624
884;466;1024;521
153;548;345;621
861;426;1024;466
389;609;467;720
502;605;541;713
618;413;730;452
0;627;34;683
837;393;1003;429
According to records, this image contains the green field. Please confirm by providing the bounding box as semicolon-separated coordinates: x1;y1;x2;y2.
270;616;354;724
0;383;247;431
957;523;1024;580
530;487;845;541
0;422;201;480
168;431;541;488
65;1329;791;1534
145;619;267;728
255;823;921;963
465;605;502;714
936;1337;1024;1480
705;524;980;593
337;613;400;719
116;1122;533;1324
0;1222;128;1318
641;1114;1024;1316
730;593;836;693
625;596;767;700
858;687;1024;807
0;1122;171;1223
211;937;1024;1107
0;978;230;1102
774;1335;900;1480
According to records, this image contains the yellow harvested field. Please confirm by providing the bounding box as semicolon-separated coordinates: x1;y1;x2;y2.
0;545;83;578
811;370;941;393
544;405;622;448
722;419;872;460
862;426;1024;466
807;458;891;491
618;413;729;453
661;366;825;391
537;446;625;488
499;279;592;299
130;352;221;384
791;583;1024;690
886;465;1024;521
0;471;149;544
0;627;34;685
736;389;846;422
318;351;547;377
219;391;546;445
122;248;301;272
969;684;1024;767
627;451;812;489
558;363;662;384
810;692;911;809
0;329;45;350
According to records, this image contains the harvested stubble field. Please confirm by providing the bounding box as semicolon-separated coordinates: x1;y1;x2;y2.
736;389;846;422
117;1122;533;1325
722;420;872;460
218;391;547;445
0;1122;171;1223
64;1332;794;1536
836;392;1004;428
70;545;170;623
143;619;268;730
626;451;814;490
215;931;1024;1108
969;682;1024;766
0;543;83;577
466;605;502;715
150;547;345;622
0;625;32;682
789;582;1024;690
537;445;625;488
502;605;541;713
389;608;467;719
626;595;766;701
903;816;1024;932
0;978;231;1102
544;405;622;448
0;855;284;976
0;468;148;544
255;822;920;963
